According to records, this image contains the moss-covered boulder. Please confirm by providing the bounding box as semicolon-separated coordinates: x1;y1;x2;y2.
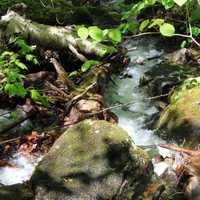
156;81;200;144
31;119;152;200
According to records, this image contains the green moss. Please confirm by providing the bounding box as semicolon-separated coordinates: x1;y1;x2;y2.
32;120;151;199
157;87;200;141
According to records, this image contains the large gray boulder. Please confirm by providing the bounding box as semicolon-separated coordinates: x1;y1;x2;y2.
31;120;152;200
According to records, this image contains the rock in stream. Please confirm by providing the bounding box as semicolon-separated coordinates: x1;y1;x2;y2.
31;119;152;200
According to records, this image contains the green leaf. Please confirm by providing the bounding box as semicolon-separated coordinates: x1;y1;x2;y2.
69;71;78;78
161;0;174;9
88;26;104;42
108;29;122;43
81;60;102;72
26;54;34;61
14;60;28;70
4;83;27;97
77;27;89;40
30;89;49;107
139;19;150;31
180;40;187;48
173;0;187;6
33;58;39;65
103;29;109;36
128;21;139;32
148;18;164;28
191;26;200;37
159;23;175;36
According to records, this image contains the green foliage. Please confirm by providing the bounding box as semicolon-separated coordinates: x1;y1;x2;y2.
76;26;122;45
88;26;104;42
159;23;175;36
30;89;49;107
121;0;200;46
0;38;48;106
81;60;102;72
77;27;89;40
108;29;122;43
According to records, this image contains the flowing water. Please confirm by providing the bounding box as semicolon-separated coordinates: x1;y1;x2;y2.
105;37;171;157
0;153;43;185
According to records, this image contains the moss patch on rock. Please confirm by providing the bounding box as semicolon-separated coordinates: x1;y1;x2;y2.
31;119;152;200
156;86;200;143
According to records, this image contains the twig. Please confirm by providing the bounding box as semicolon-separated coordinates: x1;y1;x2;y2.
127;47;137;52
124;32;159;39
45;81;70;98
68;44;88;62
0;137;20;145
86;92;169;116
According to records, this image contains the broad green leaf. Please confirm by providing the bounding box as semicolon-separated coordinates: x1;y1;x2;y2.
139;19;150;31
173;0;187;6
159;23;175;36
148;19;164;28
161;0;174;9
108;29;122;43
77;27;89;40
81;60;102;72
88;26;104;42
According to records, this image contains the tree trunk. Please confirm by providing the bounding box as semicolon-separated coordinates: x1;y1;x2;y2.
0;11;115;58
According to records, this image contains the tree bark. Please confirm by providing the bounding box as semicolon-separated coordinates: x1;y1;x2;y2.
0;11;115;58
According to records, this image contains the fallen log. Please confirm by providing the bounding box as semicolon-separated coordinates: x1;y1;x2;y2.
159;144;200;156
0;11;116;59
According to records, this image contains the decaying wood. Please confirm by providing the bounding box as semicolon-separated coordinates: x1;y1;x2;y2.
50;57;74;88
0;11;115;59
25;71;55;85
45;81;70;98
159;144;200;157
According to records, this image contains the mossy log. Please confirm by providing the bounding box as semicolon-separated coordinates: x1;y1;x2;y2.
0;11;115;58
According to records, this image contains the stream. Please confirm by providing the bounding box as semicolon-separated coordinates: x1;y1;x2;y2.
0;37;173;185
105;37;173;165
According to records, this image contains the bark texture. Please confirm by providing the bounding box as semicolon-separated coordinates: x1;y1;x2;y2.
0;11;115;58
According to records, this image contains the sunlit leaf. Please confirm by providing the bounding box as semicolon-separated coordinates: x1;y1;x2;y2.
159;23;175;36
88;26;104;42
81;60;102;72
77;27;89;40
108;29;122;43
139;19;150;31
148;19;164;28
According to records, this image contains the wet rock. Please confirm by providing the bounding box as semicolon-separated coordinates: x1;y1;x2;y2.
156;80;200;144
31;120;152;200
165;48;187;65
0;184;33;200
0;108;33;141
140;62;200;97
